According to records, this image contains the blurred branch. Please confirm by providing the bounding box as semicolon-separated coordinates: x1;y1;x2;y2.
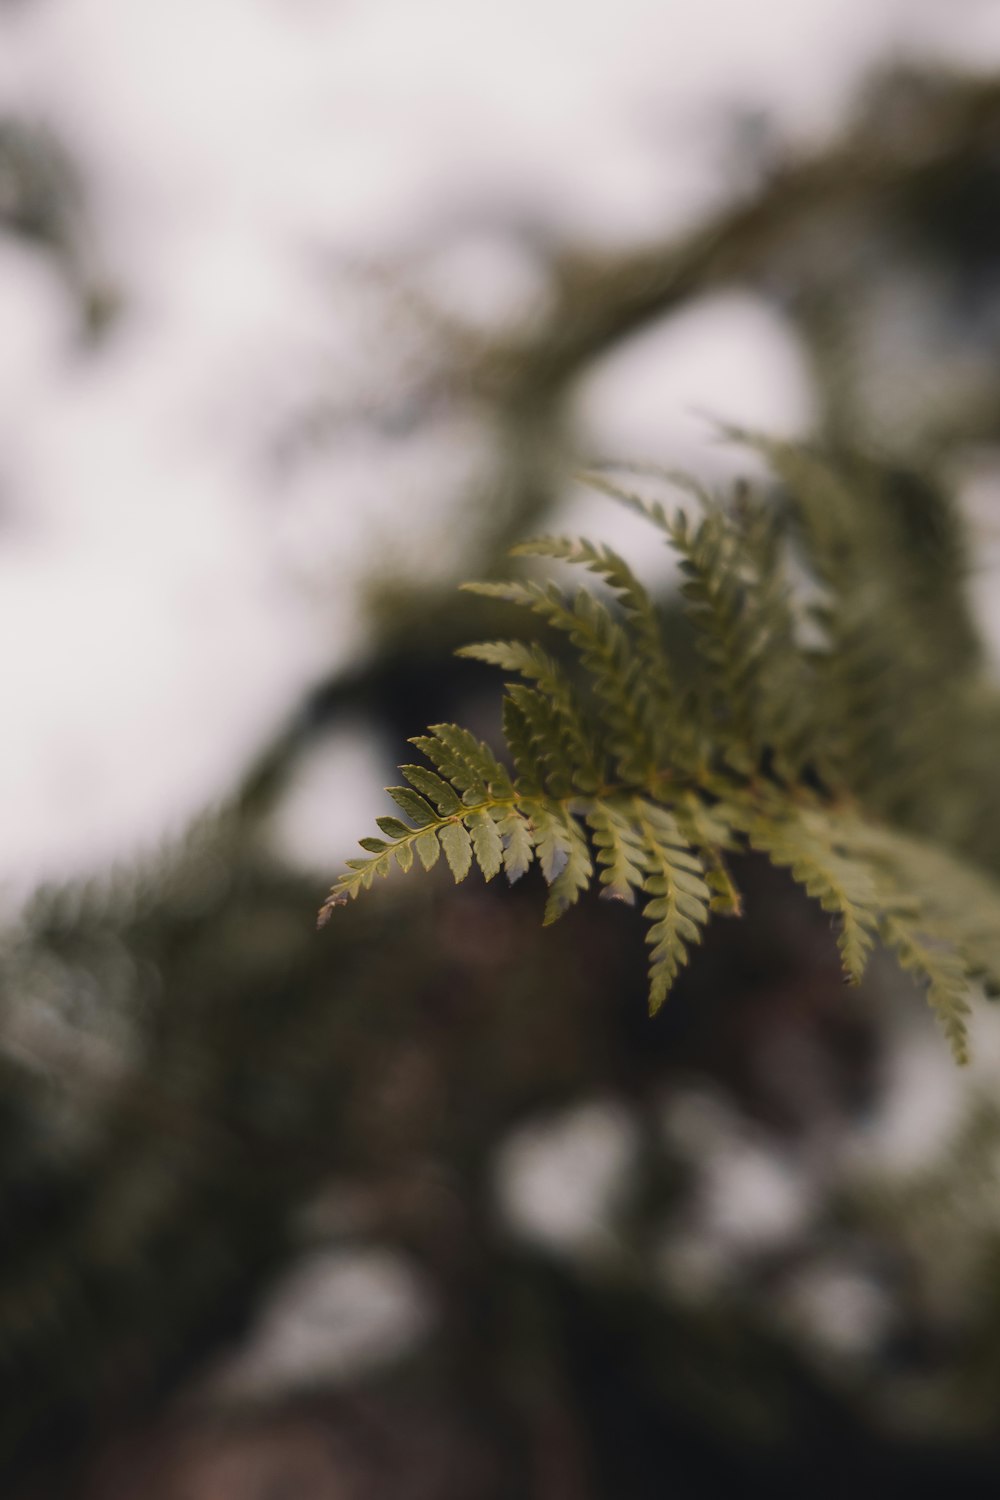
0;118;119;338
475;71;1000;402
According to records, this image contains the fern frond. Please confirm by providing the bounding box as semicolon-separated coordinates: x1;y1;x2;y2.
635;802;711;1012
727;428;987;816
458;640;602;792
577;469;675;536
501;684;572;797
739;804;880;981
493;804;535;883
511;535;677;758
462;578;660;783
850;821;1000;1000
321;438;1000;1062
586;799;648;905
581;468;814;781
398;764;463;817
673;793;742;916
466;808;504;881
526;800;593;925
411;723;514;802
318;722;521;917
880;913;972;1066
501;694;546;795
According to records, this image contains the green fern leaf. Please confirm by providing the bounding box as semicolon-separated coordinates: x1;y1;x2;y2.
387;786;438;827
741;805;879;982
634;802;710;1012
467;808;504;881
587;800;647;905
458;639;602;791
511;535;677;759
415;829;442;871
881;913;972;1064
376;815;414;842
494;806;535;883
400;765;463;816
440;821;474;881
539;810;593;926
501;694;546;794
463;578;657;782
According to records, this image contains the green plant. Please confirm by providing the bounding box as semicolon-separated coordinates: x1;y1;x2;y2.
320;432;1000;1064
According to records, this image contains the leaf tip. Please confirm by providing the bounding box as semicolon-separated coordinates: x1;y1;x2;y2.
317;894;346;929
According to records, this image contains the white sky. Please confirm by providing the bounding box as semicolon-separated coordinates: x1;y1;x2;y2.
0;0;997;895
